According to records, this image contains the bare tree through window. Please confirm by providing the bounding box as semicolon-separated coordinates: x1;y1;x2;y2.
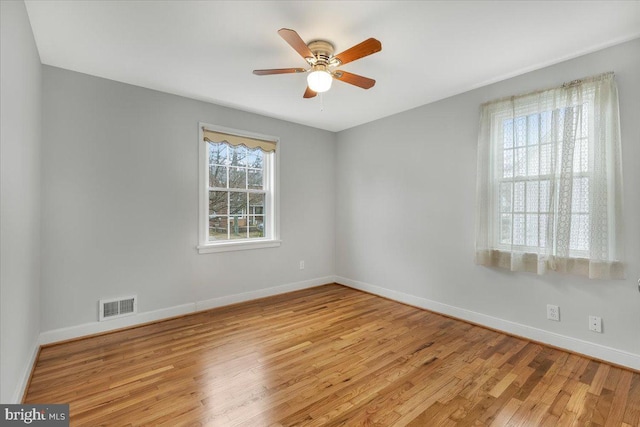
208;142;266;241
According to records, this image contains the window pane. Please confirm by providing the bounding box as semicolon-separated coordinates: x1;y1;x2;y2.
209;191;228;216
229;215;248;240
527;145;539;176
555;108;566;142
229;167;246;189
513;214;525;245
499;182;512;212
208;142;228;165
578;104;589;138
514;147;526;176
514;116;526;147
526;213;539;247
503;149;513;178
229;192;247;217
246;148;264;169
210;165;227;188
526;181;539;212
540;214;549;248
230;146;247;166
248;169;263;190
248;193;265;216
249;215;264;238
527;114;539;146
540;143;552;175
540;111;552;144
568;107;580;131
572;177;589;213
514;182;525;212
503;119;513;149
500;214;512;244
574;137;588;173
539;180;551;212
209;216;229;241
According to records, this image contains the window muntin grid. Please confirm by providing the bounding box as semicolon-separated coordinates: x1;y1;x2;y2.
207;142;270;241
494;103;591;256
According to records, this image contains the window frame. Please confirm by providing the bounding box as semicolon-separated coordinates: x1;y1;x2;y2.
197;123;280;254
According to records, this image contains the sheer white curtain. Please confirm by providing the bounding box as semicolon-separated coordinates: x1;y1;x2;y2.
475;73;624;279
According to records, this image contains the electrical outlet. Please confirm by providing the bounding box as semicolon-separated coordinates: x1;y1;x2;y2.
299;260;305;270
589;315;602;333
546;304;560;321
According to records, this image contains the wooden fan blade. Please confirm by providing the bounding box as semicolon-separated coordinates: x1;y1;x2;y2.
333;71;376;89
303;86;317;98
253;68;306;75
278;28;314;60
334;38;381;66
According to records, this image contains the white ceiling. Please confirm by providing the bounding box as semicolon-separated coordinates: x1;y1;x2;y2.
24;1;640;132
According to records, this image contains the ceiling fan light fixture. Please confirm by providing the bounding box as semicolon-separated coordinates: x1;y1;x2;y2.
307;67;332;93
253;29;381;99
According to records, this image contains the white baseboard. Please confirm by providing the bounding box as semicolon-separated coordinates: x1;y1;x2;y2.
335;276;640;371
10;336;40;403
39;276;333;346
39;302;196;345
195;276;334;311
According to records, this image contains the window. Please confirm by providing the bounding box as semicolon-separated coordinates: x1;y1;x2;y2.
198;124;280;253
475;73;624;279
497;106;590;255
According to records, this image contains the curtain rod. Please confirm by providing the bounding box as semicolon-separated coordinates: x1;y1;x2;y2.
481;71;614;107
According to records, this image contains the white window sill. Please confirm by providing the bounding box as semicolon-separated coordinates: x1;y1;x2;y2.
197;239;281;254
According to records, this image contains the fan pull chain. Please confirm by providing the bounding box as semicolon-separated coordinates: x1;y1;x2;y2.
320;93;324;112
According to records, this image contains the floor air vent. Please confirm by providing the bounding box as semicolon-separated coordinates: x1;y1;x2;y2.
99;295;137;321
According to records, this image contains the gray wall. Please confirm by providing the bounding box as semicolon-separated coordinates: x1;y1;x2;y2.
336;39;640;356
0;1;42;402
3;2;638;400
41;66;336;331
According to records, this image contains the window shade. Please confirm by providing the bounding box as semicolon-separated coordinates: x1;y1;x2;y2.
203;129;276;152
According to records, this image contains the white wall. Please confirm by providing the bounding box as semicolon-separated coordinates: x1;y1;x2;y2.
0;1;43;402
336;39;640;366
41;66;336;332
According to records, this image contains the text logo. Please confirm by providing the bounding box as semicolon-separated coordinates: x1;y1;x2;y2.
1;405;69;426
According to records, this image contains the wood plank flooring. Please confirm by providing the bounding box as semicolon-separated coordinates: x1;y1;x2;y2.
25;284;639;426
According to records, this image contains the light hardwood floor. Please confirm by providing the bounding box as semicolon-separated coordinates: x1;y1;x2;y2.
25;284;639;426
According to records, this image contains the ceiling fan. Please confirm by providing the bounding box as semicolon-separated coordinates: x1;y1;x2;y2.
253;28;382;98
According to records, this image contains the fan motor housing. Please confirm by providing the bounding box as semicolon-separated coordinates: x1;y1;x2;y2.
307;40;334;64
